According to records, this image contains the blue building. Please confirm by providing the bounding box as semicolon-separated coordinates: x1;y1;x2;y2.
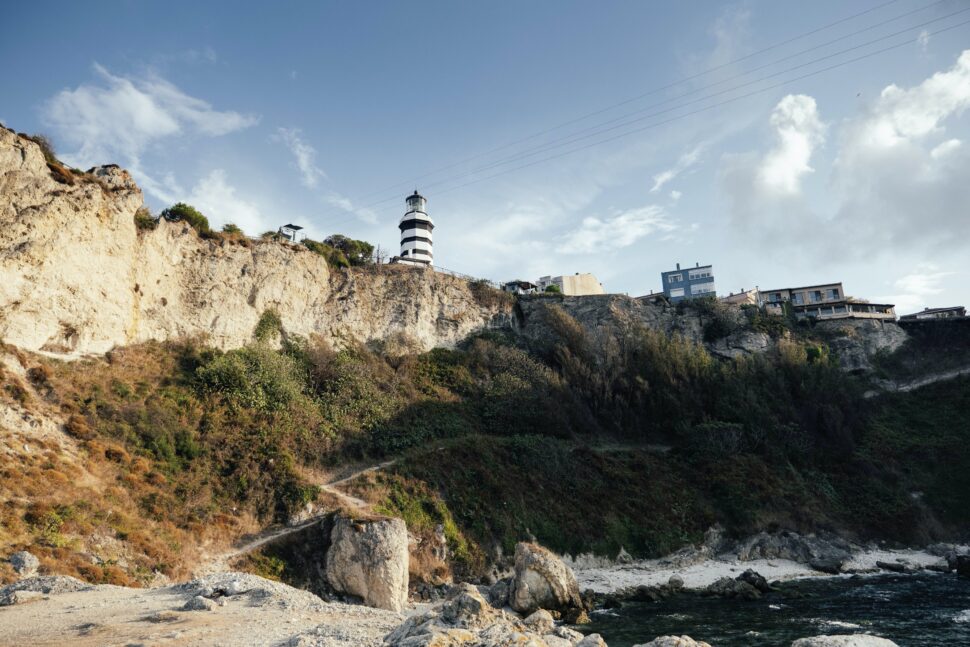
661;262;715;302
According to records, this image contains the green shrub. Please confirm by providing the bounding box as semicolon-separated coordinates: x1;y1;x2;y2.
195;345;306;412
253;309;283;343
544;284;561;294
160;203;210;235
323;235;374;266
134;207;157;231
26;133;58;164
222;223;243;235
303;239;350;268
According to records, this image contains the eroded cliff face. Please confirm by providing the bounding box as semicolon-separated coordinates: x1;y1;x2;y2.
0;128;510;355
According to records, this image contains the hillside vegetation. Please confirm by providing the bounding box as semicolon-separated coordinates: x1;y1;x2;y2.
1;302;968;588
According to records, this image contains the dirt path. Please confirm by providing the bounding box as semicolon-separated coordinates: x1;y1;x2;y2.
198;459;396;575
864;364;970;399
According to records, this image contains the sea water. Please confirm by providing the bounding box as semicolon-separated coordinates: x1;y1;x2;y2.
582;573;970;647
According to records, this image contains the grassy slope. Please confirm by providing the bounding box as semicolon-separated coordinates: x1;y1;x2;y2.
2;300;969;587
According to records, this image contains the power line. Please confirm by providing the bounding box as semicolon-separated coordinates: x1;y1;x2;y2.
316;8;968;230
343;0;906;205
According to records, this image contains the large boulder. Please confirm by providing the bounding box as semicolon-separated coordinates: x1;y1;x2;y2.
791;636;898;647
324;514;409;612
509;542;584;617
634;638;713;647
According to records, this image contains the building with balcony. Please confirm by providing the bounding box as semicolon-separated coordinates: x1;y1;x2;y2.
661;263;715;302
760;282;895;321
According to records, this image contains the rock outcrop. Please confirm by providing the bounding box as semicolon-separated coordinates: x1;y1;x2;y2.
509;542;584;618
384;583;596;647
816;319;907;373
8;551;39;578
790;636;898;647
0;127;511;356
735;530;853;574
634;638;713;647
324;514;409;612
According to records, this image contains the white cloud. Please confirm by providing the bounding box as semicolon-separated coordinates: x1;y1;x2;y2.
650;144;705;192
877;264;955;314
557;205;676;254
184;169;267;234
669;190;682;202
275;127;327;187
42;64;258;169
720;50;970;258
757;94;825;195
324;192;377;225
917;30;930;53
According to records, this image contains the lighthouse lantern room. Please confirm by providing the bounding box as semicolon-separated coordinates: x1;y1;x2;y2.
399;190;434;265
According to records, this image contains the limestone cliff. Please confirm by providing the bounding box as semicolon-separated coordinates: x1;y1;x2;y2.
0;127;510;355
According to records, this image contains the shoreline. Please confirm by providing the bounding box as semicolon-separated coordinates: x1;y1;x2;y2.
567;547;954;595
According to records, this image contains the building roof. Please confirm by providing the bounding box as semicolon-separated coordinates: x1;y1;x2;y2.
761;282;843;293
406;190;426;202
899;306;966;318
281;224;303;230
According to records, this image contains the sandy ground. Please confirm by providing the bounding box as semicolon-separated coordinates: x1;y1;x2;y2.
0;573;404;647
570;548;949;594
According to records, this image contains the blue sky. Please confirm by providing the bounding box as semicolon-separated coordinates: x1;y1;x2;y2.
2;0;969;313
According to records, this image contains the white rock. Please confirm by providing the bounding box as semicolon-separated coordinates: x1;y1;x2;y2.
523;609;555;634
8;551;40;578
791;636;899;647
635;637;713;647
509;542;583;615
576;634;608;647
181;595;217;611
325;514;409;613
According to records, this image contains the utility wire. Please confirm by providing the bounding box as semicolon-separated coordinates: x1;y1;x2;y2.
345;0;906;204
316;8;968;230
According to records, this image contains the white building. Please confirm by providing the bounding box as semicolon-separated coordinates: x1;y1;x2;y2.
398;191;433;265
278;223;304;242
536;273;605;296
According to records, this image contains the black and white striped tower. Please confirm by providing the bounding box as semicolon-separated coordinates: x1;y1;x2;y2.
399;190;433;265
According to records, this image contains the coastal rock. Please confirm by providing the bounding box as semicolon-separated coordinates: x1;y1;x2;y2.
816;319;907;373
523;609;555;634
634;637;713;647
384;584;570;647
8;551;40;578
737;568;772;593
703;576;761;600
324;515;409;612
957;555;970;578
509;542;583;616
487;578;511;607
791;636;898;646
875;560;913;574
735;531;851;570
576;635;608;647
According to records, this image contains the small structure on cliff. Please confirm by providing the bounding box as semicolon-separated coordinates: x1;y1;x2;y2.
393;190;434;266
899;306;966;322
277;224;304;242
661;262;715;302
760;282;896;321
536;273;605;296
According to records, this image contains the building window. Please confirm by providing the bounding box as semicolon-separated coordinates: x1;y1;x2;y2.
828;288;840;299
811;290;823;303
692;282;715;294
792;293;804;305
688;269;712;280
668;273;683;283
670;288;685;298
769;293;782;303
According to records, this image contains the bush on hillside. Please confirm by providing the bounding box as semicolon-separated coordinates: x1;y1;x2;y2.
222;223;243;235
324;234;374;266
303;239;350;268
160;203;210;235
134;207;157;231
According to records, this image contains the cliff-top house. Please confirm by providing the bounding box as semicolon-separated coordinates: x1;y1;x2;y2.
661;262;715;303
759;282;896;321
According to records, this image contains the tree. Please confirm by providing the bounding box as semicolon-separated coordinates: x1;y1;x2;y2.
324;235;375;266
544;284;562;294
160;203;210;234
222;223;243;235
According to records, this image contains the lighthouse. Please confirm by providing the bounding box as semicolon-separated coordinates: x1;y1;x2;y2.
399;190;434;265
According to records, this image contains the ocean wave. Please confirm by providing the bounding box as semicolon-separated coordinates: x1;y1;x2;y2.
808;618;864;630
954;610;970;624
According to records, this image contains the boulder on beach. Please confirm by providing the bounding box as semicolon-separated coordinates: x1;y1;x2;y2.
791;636;898;647
703;575;762;600
736;531;851;571
634;637;713;647
509;542;584;617
324;514;409;612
